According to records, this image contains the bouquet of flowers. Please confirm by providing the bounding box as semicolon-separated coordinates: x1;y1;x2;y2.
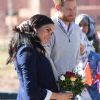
59;71;85;96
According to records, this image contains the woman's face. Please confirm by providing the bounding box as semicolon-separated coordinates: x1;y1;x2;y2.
36;24;55;44
79;21;89;34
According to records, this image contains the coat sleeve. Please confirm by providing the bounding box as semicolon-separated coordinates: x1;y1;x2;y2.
17;46;47;100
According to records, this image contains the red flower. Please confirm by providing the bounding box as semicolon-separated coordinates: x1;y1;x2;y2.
59;71;85;96
65;71;76;78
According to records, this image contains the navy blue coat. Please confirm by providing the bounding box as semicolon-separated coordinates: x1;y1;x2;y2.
14;45;58;100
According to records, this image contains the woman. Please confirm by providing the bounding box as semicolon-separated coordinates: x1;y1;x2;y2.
75;14;100;74
75;14;100;100
7;14;73;100
75;14;100;53
76;14;95;58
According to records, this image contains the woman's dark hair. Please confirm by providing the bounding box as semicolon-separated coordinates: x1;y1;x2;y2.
7;14;54;64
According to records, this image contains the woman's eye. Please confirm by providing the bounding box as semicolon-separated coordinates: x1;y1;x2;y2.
51;32;53;36
79;24;82;27
46;29;50;32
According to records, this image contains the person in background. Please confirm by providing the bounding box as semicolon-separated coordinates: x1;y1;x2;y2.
75;14;95;64
75;14;100;53
75;14;100;77
75;14;100;99
6;14;73;100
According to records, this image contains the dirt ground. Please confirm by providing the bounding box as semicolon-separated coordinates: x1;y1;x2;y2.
0;37;19;92
0;52;19;92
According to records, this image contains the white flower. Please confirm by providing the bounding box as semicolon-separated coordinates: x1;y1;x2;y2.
75;94;81;100
60;75;65;81
74;62;84;73
76;62;83;70
78;70;85;79
73;62;85;79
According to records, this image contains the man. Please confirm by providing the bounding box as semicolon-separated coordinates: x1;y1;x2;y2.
46;0;81;78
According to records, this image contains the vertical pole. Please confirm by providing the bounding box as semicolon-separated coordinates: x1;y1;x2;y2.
7;0;13;38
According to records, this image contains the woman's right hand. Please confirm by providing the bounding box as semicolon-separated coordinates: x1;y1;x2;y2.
57;92;73;100
51;92;73;100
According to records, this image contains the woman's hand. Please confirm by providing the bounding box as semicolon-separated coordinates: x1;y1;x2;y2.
51;92;73;100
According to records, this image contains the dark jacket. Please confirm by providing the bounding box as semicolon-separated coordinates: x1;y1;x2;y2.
14;45;58;100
